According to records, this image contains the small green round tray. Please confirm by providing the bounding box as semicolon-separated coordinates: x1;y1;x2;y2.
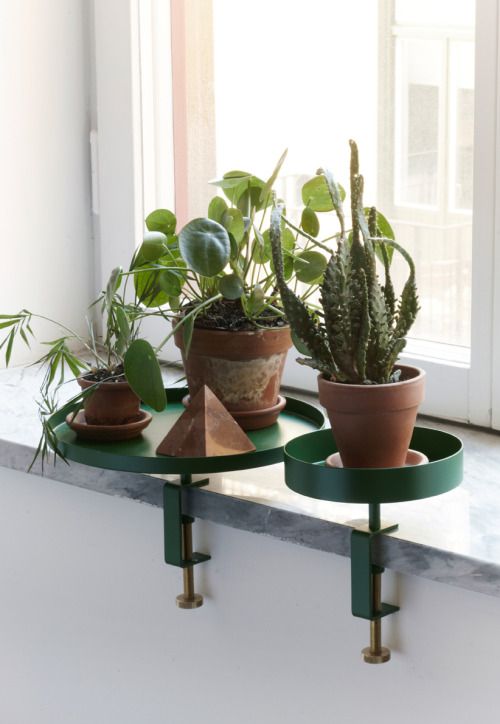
49;387;325;475
284;426;463;504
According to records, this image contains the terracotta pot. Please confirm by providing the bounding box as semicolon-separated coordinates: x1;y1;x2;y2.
318;364;425;468
77;376;141;425
174;324;292;430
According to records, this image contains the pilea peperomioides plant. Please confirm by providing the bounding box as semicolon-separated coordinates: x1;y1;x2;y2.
270;139;419;385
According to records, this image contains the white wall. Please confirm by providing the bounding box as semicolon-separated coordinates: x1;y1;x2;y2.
0;0;93;366
0;465;498;724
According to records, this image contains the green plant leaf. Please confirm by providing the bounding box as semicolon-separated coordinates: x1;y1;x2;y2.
210;170;252;191
294;250;327;283
222;208;245;243
208;196;228;224
246;285;266;317
227;232;239;260
301;207;320;237
134;265;169;307
145;208;176;236
222;175;270;212
114;305;130;348
302;175;346;212
179;218;230;277
259;148;288;203
124;339;166;411
140;231;169;261
291;330;312;356
252;230;270;264
219;273;244;300
105;267;122;309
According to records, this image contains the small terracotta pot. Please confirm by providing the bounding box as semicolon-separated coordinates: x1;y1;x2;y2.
77;377;141;426
174;324;292;430
318;364;425;468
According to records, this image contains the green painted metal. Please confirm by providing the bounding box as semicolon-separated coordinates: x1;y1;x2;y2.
351;522;400;620
284;426;463;504
163;474;211;568
49;387;325;474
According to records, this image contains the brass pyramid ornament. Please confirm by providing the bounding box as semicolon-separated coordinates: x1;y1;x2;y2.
156;385;256;457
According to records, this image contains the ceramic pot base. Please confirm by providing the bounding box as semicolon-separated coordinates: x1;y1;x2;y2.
182;394;287;430
325;448;429;469
66;409;152;442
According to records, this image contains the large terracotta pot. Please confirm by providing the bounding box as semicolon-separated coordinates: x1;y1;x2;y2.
174;324;292;430
78;377;141;425
318;364;425;468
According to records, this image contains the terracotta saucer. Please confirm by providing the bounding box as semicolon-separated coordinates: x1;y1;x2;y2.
181;394;287;430
325;449;429;469
66;409;152;442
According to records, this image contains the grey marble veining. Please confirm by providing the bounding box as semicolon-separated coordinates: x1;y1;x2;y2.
1;364;500;598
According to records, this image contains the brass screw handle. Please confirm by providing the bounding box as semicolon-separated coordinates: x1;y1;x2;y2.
362;571;391;664
176;520;203;609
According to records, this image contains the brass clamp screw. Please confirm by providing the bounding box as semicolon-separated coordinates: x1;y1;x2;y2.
176;519;203;609
362;568;391;664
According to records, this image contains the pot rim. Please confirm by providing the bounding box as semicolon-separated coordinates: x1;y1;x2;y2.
173;319;291;337
318;363;425;390
77;375;131;390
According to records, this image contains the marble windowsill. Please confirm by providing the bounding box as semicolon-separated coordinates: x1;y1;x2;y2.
1;364;500;598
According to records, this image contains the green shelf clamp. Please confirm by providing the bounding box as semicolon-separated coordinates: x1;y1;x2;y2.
163;473;211;609
350;503;399;663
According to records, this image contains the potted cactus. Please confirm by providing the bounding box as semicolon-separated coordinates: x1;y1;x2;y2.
270;140;425;467
131;151;328;429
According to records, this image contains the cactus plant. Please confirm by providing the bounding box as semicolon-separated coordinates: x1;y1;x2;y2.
270;140;419;385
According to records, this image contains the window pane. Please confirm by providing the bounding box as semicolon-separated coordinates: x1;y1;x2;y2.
181;0;475;350
394;39;442;208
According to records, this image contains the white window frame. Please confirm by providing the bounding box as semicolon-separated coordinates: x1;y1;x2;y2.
91;0;500;428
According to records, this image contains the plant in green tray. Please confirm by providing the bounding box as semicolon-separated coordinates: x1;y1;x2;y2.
1;267;167;468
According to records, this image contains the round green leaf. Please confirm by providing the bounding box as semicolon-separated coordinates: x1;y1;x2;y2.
134;265;169;307
227;176;270;212
145;209;176;235
222;208;245;243
179;218;231;277
219;273;244;300
208;196;228;224
294;250;327;283
140;231;168;262
283;254;294;281
157;269;183;297
301;207;320;237
210;170;253;199
251;230;268;264
302;175;346;212
124;339;166;411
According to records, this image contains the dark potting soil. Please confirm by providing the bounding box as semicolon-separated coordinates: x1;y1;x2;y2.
83;365;126;383
184;300;288;332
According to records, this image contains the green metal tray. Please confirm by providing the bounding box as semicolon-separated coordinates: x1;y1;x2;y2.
49;387;325;475
284;426;463;504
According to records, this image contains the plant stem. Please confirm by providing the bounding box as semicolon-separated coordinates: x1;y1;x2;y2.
281;216;333;254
